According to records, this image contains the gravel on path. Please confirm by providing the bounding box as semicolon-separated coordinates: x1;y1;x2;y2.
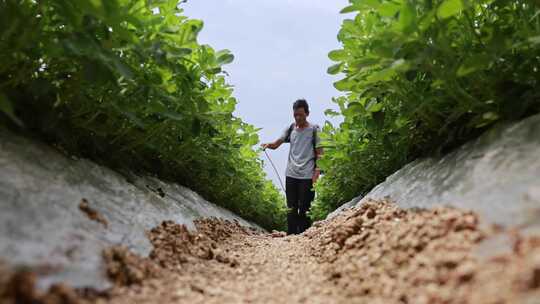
2;199;540;304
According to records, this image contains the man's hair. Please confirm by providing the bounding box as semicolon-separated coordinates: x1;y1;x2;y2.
293;99;309;114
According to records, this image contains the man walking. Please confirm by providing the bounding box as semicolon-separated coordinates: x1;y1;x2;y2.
261;99;322;235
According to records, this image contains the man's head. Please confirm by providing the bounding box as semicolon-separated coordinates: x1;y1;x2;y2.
293;99;309;125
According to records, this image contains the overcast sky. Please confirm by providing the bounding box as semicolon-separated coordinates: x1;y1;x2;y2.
181;0;350;193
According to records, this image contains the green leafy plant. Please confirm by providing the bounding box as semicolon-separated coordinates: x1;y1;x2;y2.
0;0;286;231
312;0;540;220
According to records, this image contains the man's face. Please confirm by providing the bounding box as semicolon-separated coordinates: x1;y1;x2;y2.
293;107;308;125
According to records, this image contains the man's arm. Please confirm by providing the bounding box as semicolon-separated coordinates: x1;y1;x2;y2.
261;138;284;150
261;125;290;150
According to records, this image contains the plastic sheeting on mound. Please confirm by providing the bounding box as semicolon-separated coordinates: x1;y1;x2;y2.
328;114;540;232
0;129;263;291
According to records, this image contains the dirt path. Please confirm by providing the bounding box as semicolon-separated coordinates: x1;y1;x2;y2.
2;199;540;304
100;220;350;304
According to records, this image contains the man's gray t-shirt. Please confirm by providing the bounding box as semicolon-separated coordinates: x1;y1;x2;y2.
279;123;321;179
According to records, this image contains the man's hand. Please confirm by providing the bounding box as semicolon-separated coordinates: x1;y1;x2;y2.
312;168;321;184
261;139;283;151
261;142;277;150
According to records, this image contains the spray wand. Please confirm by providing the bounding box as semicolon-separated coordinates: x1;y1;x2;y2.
262;148;286;193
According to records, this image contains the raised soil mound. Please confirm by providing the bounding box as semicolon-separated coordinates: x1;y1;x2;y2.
2;200;539;303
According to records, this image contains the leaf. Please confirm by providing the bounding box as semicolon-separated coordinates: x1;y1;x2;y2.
168;47;193;57
372;43;394;58
378;2;401;17
328;49;347;61
398;2;416;33
353;0;381;10
248;134;259;146
457;54;492;77
216;50;234;65
394;117;409;129
353;57;381;70
340;5;359;14
437;0;463;19
324;109;340;117
334;78;355;91
365;68;396;84
366;101;384;113
327;63;343;75
162;26;181;34
343;102;364;118
207;67;222;74
364;59;408;84
165;82;177;93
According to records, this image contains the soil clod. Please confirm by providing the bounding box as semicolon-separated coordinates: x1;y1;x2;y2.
79;199;108;228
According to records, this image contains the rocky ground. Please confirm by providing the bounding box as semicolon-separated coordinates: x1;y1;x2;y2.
2;199;540;304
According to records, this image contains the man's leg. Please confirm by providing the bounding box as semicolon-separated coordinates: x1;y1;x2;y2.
285;176;300;235
298;178;314;233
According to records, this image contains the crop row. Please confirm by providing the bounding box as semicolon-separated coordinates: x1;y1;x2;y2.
0;0;287;230
312;0;540;220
